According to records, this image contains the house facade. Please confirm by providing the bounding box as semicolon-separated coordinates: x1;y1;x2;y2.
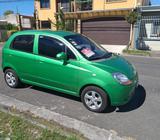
35;0;150;45
135;5;160;51
93;0;150;10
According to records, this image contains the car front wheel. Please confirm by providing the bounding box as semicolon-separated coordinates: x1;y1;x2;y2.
81;86;108;113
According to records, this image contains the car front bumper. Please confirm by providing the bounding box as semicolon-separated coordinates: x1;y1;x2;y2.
106;74;138;106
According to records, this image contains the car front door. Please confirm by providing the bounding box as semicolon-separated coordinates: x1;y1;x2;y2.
35;35;79;95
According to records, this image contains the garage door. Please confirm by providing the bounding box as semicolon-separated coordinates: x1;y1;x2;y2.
81;17;130;45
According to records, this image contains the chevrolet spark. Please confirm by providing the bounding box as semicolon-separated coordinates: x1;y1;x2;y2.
2;30;138;112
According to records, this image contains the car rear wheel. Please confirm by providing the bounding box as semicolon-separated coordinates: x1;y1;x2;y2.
81;86;108;113
4;69;22;88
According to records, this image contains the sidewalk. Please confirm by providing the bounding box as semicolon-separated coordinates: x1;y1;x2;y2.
101;45;126;54
0;93;131;140
102;44;160;58
150;51;160;57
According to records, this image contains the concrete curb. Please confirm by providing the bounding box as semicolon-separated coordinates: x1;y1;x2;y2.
0;93;130;140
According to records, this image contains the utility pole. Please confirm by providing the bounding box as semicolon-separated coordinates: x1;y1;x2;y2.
18;14;22;30
34;0;40;29
74;0;76;12
73;0;77;32
16;6;19;14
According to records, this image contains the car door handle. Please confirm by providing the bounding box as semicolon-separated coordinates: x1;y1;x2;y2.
8;54;12;57
38;60;44;64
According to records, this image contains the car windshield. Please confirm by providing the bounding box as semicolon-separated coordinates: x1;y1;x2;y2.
64;34;112;61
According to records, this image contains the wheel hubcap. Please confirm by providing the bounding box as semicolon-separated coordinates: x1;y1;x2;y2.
84;91;102;110
5;72;16;87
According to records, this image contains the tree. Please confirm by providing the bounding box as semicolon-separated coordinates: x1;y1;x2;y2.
125;11;138;50
49;7;66;30
3;10;14;16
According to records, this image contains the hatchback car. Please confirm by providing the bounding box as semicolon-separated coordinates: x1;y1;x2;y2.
2;30;138;112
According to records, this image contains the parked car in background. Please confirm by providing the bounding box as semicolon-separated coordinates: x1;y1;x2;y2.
2;30;138;112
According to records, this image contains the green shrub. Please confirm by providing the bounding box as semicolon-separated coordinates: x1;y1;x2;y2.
6;23;18;30
0;23;18;30
0;31;8;42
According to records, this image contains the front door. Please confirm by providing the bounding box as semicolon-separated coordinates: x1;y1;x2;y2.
35;35;79;95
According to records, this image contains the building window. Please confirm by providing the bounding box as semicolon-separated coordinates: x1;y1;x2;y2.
76;0;92;11
41;21;51;29
61;0;70;12
40;0;50;8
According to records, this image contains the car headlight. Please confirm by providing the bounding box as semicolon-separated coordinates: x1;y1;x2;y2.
112;72;132;85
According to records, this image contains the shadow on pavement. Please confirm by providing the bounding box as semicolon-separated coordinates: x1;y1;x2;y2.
104;84;146;113
31;84;146;113
31;86;81;102
116;84;146;112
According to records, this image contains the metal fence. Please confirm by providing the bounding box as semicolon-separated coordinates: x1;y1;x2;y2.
139;15;160;40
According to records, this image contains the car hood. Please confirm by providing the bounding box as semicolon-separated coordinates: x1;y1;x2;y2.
92;54;136;80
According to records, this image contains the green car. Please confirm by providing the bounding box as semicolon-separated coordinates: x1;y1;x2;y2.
2;30;138;112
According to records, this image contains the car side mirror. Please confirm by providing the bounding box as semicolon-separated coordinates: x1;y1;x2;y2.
56;52;67;64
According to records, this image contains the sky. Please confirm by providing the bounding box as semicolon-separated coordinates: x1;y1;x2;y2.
152;0;160;5
0;0;34;16
0;0;160;16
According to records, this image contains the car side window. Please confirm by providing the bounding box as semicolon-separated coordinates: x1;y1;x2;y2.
38;36;65;58
38;35;76;60
11;35;34;53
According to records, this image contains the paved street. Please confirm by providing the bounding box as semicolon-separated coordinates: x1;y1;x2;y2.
0;44;160;139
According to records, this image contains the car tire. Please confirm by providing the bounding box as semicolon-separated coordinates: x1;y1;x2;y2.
81;86;108;113
4;69;22;88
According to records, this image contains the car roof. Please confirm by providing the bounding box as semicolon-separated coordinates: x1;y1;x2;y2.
14;30;77;37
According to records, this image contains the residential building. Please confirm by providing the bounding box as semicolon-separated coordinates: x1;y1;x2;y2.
135;5;160;51
35;0;150;46
93;0;150;10
0;14;34;30
0;14;18;26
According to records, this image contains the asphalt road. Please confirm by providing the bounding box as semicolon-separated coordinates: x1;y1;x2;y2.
0;44;160;140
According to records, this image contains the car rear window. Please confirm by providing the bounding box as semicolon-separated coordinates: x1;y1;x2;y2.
11;35;34;53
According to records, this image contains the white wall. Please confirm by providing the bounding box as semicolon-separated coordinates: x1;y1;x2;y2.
101;45;126;54
145;41;160;51
4;14;18;26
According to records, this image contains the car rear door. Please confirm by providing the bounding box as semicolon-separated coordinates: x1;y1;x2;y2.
7;34;38;82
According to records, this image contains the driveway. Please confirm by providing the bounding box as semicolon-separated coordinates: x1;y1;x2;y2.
0;44;160;140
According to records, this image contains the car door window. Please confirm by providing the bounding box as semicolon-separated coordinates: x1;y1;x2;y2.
38;35;65;58
11;35;34;53
38;35;76;60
